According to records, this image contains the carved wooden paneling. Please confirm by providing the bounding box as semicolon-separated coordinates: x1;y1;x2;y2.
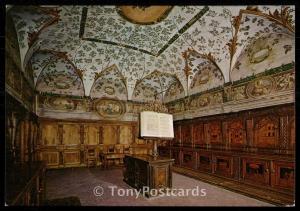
254;117;279;148
119;125;133;145
84;124;99;145
62;124;80;146
41;123;58;146
227;119;246;146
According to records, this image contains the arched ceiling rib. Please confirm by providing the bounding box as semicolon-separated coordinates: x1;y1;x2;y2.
8;5;295;102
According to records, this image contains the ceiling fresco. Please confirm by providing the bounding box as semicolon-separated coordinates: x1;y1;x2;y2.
90;65;128;100
7;5;295;103
132;70;184;103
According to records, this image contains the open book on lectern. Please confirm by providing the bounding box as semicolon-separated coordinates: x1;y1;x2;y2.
140;111;174;139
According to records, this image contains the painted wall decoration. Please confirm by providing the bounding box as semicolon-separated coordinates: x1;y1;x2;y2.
182;48;225;96
230;6;295;75
35;52;85;96
9;6;60;70
43;96;76;111
90;65;128;100
231;33;295;82
94;98;126;119
132;70;184;103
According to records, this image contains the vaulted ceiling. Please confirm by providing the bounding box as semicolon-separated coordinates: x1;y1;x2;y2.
7;5;295;103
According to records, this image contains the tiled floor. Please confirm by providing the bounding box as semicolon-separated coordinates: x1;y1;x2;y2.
46;167;273;206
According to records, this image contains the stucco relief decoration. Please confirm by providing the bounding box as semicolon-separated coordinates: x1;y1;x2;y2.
246;77;274;98
94;98;126;119
232;86;246;101
167;101;185;114
274;72;294;91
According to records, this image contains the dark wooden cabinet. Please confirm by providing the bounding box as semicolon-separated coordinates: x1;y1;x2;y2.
123;155;174;197
6;161;46;206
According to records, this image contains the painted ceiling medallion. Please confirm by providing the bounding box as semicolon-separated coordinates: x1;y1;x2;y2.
54;79;71;89
250;47;271;63
117;6;173;25
104;86;116;95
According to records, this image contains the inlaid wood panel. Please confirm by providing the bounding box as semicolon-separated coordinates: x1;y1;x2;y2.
181;150;195;169
227;119;246;146
171;149;181;165
84;124;99;145
119;125;133;145
153;165;168;189
62;124;80;146
193;122;204;146
273;161;294;190
181;123;192;146
241;158;270;185
205;121;222;144
40;151;59;167
103;125;118;145
63;151;80;166
41;123;58;146
213;155;233;177
289;117;295;150
197;151;212;173
254;117;279;148
173;124;181;146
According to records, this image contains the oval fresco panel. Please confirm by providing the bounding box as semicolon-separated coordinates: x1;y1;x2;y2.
94;98;126;119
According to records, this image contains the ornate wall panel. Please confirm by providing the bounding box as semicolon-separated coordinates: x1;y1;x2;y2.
254;116;279;148
181;123;192;146
62;124;80;146
205;121;222;145
102;125;118;145
37;118;148;169
193;122;204;146
227;119;246;147
41;122;58;146
84;124;100;145
119;125;133;145
160;104;295;199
